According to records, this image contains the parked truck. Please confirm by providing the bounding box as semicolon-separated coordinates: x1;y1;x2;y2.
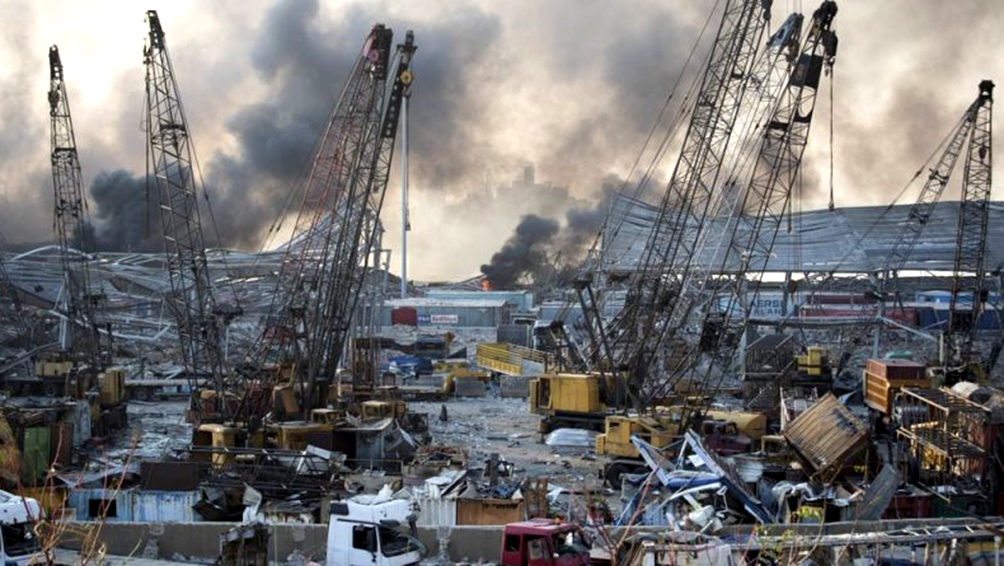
0;490;43;565
326;494;426;566
500;518;591;566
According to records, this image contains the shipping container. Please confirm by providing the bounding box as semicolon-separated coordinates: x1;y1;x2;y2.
882;492;931;519
865;359;926;380
884;306;918;326
390;307;418;326
22;427;50;485
863;367;930;415
456;498;523;525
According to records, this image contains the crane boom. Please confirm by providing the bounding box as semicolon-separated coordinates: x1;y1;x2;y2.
662;1;838;409
832;83;990;376
633;11;805;382
48;45;105;367
947;80;994;377
253;25;416;414
143;10;231;416
575;0;772;395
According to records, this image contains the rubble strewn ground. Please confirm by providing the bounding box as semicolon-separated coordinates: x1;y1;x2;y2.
411;397;606;491
104;400;192;465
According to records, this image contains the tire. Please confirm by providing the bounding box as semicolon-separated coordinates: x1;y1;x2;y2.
135;387;153;401
605;463;628;489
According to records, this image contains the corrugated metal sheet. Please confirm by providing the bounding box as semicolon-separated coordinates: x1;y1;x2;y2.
68;487;133;522
414;496;456;527
67;488;199;523
426;290;535;312
132;490;200;523
70;402;91;447
602;194;1004;274
783;393;869;479
855;464;900;521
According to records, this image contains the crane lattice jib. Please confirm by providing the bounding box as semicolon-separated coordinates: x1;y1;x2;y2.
304;30;416;409
948;80;994;362
257;26;415;412
632;11;805;390
607;0;770;388
48;45;104;367
832;85;988;375
0;252;29;343
143;11;227;405
650;1;838;407
726;1;837;288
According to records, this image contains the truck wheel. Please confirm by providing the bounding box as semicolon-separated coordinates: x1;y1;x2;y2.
605;463;628;489
136;387;153;401
606;462;647;489
43;382;60;398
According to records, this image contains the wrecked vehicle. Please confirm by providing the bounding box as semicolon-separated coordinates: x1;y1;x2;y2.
500;518;591;566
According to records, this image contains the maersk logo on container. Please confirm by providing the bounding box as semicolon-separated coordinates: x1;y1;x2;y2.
717;293;784;319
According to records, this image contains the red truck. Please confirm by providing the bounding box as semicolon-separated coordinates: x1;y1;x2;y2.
500;519;591;566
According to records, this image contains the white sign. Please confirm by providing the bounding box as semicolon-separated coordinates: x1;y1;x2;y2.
428;314;459;325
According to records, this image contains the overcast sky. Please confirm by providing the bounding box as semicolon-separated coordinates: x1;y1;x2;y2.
0;0;1000;281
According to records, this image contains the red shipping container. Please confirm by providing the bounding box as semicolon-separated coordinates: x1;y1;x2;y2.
391;307;418;326
883;493;931;519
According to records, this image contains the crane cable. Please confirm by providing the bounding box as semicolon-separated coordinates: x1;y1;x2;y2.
591;0;724;259
828;63;835;211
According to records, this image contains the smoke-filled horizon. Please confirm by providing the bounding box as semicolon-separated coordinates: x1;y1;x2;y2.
0;0;1001;280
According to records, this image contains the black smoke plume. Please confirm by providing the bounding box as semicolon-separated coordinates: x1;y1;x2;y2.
480;214;559;289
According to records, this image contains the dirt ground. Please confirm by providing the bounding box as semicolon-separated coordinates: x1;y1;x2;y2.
116;395;608;495
410;396;608;492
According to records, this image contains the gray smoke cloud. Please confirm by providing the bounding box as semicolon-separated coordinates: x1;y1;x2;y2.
89;0;509;252
828;0;1003;207
94;0;702;254
88;170;160;252
0;2;50;247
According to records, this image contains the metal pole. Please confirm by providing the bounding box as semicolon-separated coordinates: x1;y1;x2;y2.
400;94;410;299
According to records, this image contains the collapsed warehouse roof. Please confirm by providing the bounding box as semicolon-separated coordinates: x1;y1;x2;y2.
602;194;1004;275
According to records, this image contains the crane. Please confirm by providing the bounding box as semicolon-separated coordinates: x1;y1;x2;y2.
946;80;994;384
831;81;993;378
47;45;108;370
528;4;835;452
143;10;236;420
573;0;773;398
661;0;838;412
631;9;807;382
250;24;416;416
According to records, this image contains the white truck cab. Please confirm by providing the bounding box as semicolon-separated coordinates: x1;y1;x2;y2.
326;492;425;566
0;490;43;565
